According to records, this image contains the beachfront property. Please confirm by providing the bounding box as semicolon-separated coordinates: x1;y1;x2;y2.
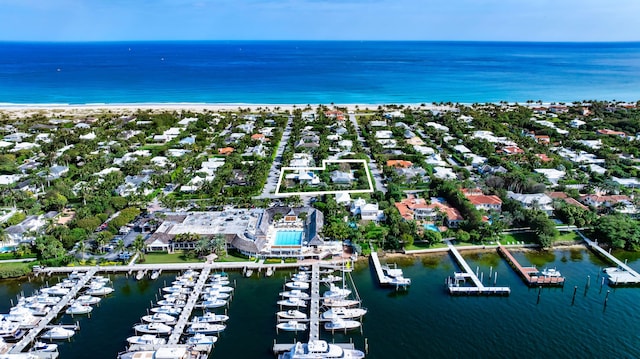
144;206;330;259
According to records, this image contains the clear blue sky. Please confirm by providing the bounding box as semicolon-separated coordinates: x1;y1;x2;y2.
1;0;639;42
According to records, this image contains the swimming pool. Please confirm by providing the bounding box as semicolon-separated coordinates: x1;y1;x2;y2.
0;246;16;253
424;224;440;232
274;230;303;246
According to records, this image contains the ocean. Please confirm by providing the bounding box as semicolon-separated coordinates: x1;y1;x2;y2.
0;41;640;104
2;249;640;358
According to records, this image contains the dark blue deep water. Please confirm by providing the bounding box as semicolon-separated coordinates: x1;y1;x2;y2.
1;41;639;104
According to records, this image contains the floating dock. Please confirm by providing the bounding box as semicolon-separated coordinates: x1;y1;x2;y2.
497;243;565;287
580;232;640;286
445;240;510;296
10;268;98;354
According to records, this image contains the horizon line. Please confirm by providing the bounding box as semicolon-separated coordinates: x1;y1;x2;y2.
1;39;640;44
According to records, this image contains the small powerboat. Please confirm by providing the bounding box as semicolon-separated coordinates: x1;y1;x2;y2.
541;268;562;277
41;327;75;340
30;341;58;353
279;290;310;300
150;306;181;316
65;302;93;315
75;295;101;306
126;334;167;346
186;333;218;346
191;312;229;323
324;318;361;331
277;321;307;332
186;322;226;335
285;281;309;290
141;313;177;324
280;340;365;359
277;310;307;320
321;307;367;320
133;323;173;335
277;298;307;308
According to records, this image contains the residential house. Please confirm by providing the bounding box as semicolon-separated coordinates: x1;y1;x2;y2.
45;165;69;181
498;145;525;155
569;119;586;128
115;175;151;197
218;147;234;155
611;177;640;188
285;169;320;186
548;192;588;210
375;130;393;139
507;191;554;215
290;153;313;168
386;160;413;168
394;195;463;228
597;129;626;138
330;170;354;184
406;137;425;146
462;188;502;212
534;168;566;185
351;198;384;221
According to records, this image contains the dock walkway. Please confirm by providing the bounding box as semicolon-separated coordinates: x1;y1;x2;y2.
369;252;391;286
446;241;510;296
10;268;98;353
579;232;640;285
308;264;320;341
497;243;565;287
167;266;212;345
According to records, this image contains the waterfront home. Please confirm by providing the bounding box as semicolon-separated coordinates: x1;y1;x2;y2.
548;192;588;210
5;214;48;244
506;191;554;215
350;198;384;221
579;194;637;214
394;195;463;228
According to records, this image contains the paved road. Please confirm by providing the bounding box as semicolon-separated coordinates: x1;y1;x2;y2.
349;113;387;193
256;115;294;199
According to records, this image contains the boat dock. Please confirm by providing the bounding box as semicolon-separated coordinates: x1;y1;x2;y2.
497;243;565;287
446;240;510;296
167;266;212;345
308;264;320;341
580;232;640;285
369;252;410;289
9;268;98;354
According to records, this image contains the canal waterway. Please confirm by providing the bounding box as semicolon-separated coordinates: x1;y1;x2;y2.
1;247;639;358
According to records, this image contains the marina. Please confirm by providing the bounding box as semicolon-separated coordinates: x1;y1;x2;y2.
445;241;511;296
497;243;566;287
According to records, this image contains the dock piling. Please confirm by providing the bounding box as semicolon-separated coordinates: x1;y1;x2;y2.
571;286;577;305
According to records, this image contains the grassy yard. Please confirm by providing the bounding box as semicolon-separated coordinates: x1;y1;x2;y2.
501;232;537;244
215;253;252;263
554;231;581;243
0;261;34;279
142;251;204;264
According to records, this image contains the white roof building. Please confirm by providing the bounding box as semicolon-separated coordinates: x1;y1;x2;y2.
534;168;566;185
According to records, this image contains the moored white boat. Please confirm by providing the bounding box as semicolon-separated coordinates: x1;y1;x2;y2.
277;310;307;320
150;306;182;316
277;298;307;308
74;295;101;306
156;299;187;307
133;322;173;335
191;312;229;323
141;313;177;324
279;340;365;359
126;334;167;346
40;286;70;296
323;318;361;331
321;307;367;320
285;281;309;290
41;327;75;340
85;284;114;296
322;298;360;308
29;341;58;353
186;333;218;346
279;290;310;300
186;322;226;335
277;321;307;332
198;299;227;309
323;284;351;300
540;268;562;277
65;302;93;315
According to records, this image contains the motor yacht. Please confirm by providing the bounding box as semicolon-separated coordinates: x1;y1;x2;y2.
322;298;360;308
285;281;309;290
191;312;229;323
279;290;311;300
198;299;227;309
276;310;308;320
186;333;218;346
279;340;365;359
322;284;351;300
321;307;367;320
277;298;307;308
65;302;93;315
85;284;114;296
29;341;58;353
126;334;167;346
186;322;226;335
133;322;173;335
74;295;101;306
40;286;70;296
540;268;562;277
277;321;307;332
141;313;177;324
324;318;361;331
150;306;181;316
41;327;75;340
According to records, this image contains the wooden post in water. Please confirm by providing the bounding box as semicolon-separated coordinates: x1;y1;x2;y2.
586;275;591;288
494;272;498;285
489;266;493;278
571;286;577;305
537;286;542;304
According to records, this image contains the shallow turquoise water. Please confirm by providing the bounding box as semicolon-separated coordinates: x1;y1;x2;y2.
1;248;639;358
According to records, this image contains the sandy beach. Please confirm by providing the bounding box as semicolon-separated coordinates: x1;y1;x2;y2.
0;103;458;120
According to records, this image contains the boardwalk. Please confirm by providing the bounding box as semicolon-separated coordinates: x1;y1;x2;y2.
445;241;510;296
497;243;565;287
579;232;640;285
10;268;98;354
167;266;212;345
369;252;391;286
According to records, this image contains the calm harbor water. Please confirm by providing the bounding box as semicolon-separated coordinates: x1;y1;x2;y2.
2;247;640;358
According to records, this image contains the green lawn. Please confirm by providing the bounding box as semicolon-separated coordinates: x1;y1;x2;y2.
554;231;581;243
142;251;204;264
501;232;537;244
0;262;34;279
215;253;252;263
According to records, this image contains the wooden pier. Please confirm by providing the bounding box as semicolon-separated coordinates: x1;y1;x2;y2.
445;240;510;296
167;266;212;345
580;232;640;286
369;252;391;286
9;268;98;354
497;243;565;287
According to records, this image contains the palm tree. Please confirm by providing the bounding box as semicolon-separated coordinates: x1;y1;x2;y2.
76;240;88;260
132;235;146;261
213;234;227;257
115;239;125;253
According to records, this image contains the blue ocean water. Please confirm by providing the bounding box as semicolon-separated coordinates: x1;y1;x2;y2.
0;41;639;104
